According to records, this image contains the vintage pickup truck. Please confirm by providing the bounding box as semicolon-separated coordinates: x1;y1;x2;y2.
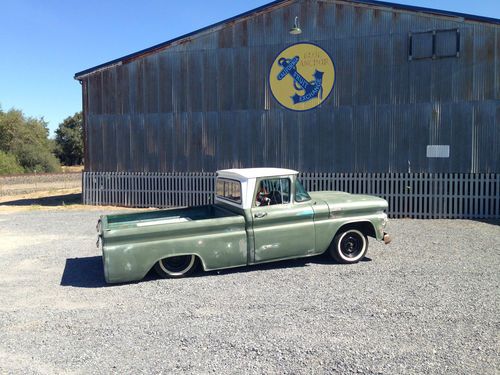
97;168;391;283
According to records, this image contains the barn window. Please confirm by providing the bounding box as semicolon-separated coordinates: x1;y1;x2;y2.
409;29;460;60
409;31;433;59
435;29;460;58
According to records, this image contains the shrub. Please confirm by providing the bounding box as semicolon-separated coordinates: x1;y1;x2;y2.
0;150;24;175
15;144;61;173
0;107;61;173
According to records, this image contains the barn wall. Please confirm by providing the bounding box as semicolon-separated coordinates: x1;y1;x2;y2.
82;0;500;173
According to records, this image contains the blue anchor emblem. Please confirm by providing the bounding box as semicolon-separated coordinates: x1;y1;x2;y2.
277;56;324;104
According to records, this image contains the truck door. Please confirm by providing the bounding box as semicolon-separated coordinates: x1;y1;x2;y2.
251;177;315;262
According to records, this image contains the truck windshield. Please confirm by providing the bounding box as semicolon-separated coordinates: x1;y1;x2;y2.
295;179;311;202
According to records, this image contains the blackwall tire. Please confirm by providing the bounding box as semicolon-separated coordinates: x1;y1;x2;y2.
329;229;368;264
154;255;197;278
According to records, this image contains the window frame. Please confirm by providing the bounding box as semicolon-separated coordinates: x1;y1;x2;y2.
253;177;292;208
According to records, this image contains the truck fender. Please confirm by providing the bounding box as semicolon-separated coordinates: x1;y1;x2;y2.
333;220;377;240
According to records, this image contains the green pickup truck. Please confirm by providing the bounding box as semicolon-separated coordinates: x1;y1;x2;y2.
97;168;391;283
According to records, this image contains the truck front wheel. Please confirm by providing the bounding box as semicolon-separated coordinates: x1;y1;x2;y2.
329;229;368;263
154;255;197;278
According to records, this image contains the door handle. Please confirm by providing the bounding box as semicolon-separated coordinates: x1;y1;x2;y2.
254;212;267;218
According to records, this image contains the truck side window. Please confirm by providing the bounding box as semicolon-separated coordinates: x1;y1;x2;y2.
256;178;290;206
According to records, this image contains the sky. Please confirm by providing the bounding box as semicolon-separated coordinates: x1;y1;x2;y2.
0;0;498;136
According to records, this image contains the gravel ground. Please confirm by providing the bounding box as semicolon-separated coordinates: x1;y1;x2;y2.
0;209;498;374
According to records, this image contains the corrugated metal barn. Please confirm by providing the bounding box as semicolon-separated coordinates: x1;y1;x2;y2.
75;0;500;218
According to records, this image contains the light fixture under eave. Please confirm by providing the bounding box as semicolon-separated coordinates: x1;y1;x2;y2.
289;16;302;35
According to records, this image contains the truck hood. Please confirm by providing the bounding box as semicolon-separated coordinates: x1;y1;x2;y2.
309;191;388;212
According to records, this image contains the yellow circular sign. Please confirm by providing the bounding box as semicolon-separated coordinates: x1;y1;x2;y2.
269;43;335;111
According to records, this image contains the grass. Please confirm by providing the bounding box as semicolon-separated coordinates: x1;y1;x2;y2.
61;166;84;173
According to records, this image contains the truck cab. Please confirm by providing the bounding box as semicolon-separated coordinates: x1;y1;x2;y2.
216;168;319;263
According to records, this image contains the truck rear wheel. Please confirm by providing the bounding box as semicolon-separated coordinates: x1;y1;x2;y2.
154;255;197;278
329;229;368;263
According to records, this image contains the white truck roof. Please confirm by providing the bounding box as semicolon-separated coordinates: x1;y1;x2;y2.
217;168;299;181
216;168;299;209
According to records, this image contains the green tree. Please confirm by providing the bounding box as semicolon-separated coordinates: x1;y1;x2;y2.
54;112;83;166
0;107;61;174
0;150;24;174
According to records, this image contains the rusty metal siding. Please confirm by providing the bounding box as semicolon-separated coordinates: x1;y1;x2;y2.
473;24;496;101
81;0;499;174
497;28;500;100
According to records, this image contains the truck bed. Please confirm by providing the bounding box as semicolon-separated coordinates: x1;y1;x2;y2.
104;205;239;230
100;204;248;282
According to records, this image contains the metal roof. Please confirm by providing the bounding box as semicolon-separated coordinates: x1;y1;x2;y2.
74;0;500;79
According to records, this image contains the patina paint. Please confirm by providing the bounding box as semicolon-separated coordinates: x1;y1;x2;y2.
99;170;389;283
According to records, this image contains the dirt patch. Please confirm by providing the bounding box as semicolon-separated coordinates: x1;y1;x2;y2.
0;172;81;196
61;166;84;173
0;188;81;204
0;189;153;213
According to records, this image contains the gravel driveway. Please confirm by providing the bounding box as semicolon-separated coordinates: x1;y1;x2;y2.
0;209;498;374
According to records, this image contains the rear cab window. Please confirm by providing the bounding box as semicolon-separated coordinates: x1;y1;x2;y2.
216;178;242;204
